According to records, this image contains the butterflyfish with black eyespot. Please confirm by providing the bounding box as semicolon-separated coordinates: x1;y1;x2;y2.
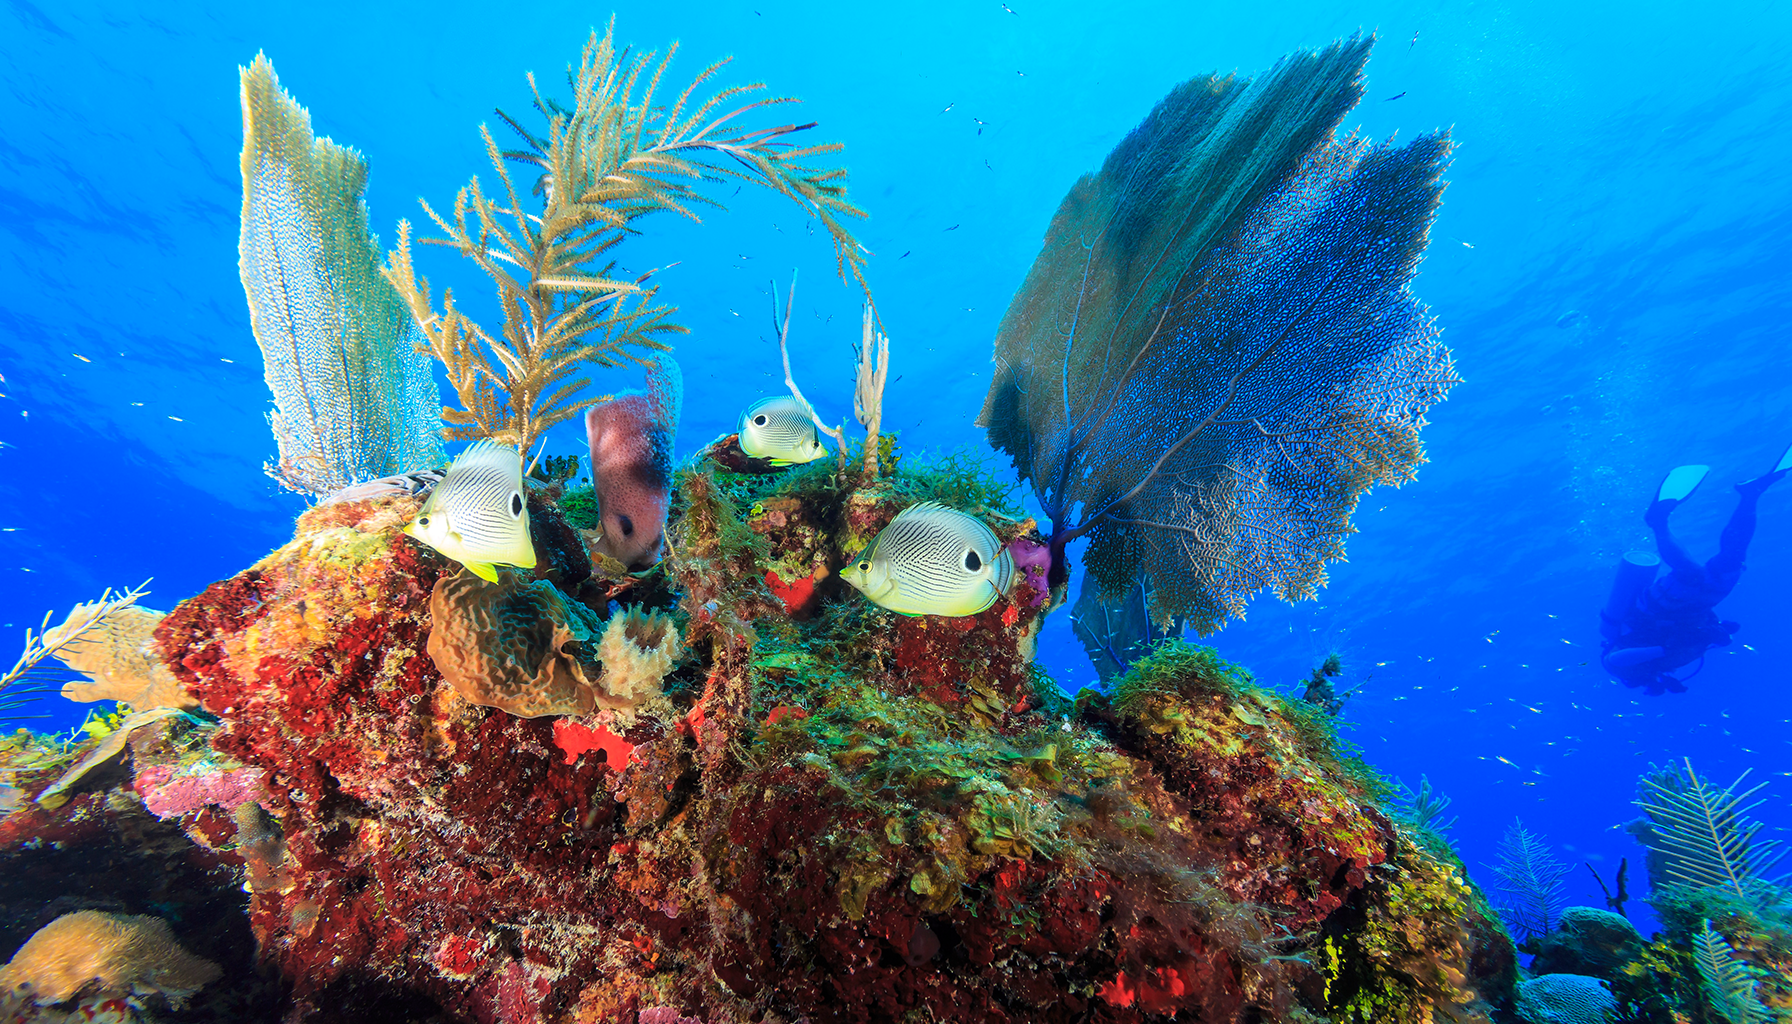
402;439;536;583
738;396;828;465
840;502;1016;617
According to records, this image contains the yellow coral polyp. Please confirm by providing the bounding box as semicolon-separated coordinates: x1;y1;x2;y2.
594;607;682;721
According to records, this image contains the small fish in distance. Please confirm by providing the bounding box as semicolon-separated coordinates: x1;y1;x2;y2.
738;396;828;466
841;502;1016;617
1001;2;1018;12
403;439;536;583
1385;91;1406;101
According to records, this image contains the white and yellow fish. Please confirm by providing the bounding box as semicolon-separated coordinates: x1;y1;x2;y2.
402;440;536;583
738;396;828;466
840;502;1015;617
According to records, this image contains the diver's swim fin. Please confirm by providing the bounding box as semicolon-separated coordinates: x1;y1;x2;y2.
1656;464;1709;503
1735;443;1792;497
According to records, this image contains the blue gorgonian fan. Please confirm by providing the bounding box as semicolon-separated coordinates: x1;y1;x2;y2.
978;37;1456;636
239;54;445;496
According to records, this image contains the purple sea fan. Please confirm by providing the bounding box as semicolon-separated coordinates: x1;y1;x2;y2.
979;35;1457;638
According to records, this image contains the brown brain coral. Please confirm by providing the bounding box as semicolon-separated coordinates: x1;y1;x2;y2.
426;574;678;720
0;910;222;1006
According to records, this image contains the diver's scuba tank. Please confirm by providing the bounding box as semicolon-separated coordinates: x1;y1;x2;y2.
1599;550;1660;641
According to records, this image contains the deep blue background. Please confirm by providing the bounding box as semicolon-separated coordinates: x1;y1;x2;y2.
3;0;1788;935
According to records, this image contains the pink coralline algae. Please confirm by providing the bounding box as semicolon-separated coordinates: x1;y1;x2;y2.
132;763;264;820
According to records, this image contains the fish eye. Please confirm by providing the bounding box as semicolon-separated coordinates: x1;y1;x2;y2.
418;516;430;526
963;549;982;572
859;561;871;572
753;414;768;426
510;492;523;517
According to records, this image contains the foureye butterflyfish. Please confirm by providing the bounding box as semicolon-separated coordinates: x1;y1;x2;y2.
402;439;537;583
738;396;828;466
840;502;1016;617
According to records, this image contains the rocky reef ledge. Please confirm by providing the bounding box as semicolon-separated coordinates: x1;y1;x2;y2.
1;449;1512;1023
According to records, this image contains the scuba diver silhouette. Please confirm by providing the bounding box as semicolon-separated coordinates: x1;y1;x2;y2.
1600;448;1791;694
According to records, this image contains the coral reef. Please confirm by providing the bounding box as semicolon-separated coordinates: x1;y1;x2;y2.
1;31;1508;1024
0;910;221;1006
239;55;444;495
427;570;610;718
592;608;682;723
1633;759;1785;898
32;708;183;810
1624;760;1792;1019
1692;919;1772;1024
3;444;1506;1024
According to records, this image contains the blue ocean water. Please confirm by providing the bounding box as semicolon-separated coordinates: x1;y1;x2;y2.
1;0;1787;945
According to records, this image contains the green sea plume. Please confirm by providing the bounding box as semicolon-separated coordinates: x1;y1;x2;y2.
1635;759;1787;899
1693;919;1772;1024
1491;819;1572;945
